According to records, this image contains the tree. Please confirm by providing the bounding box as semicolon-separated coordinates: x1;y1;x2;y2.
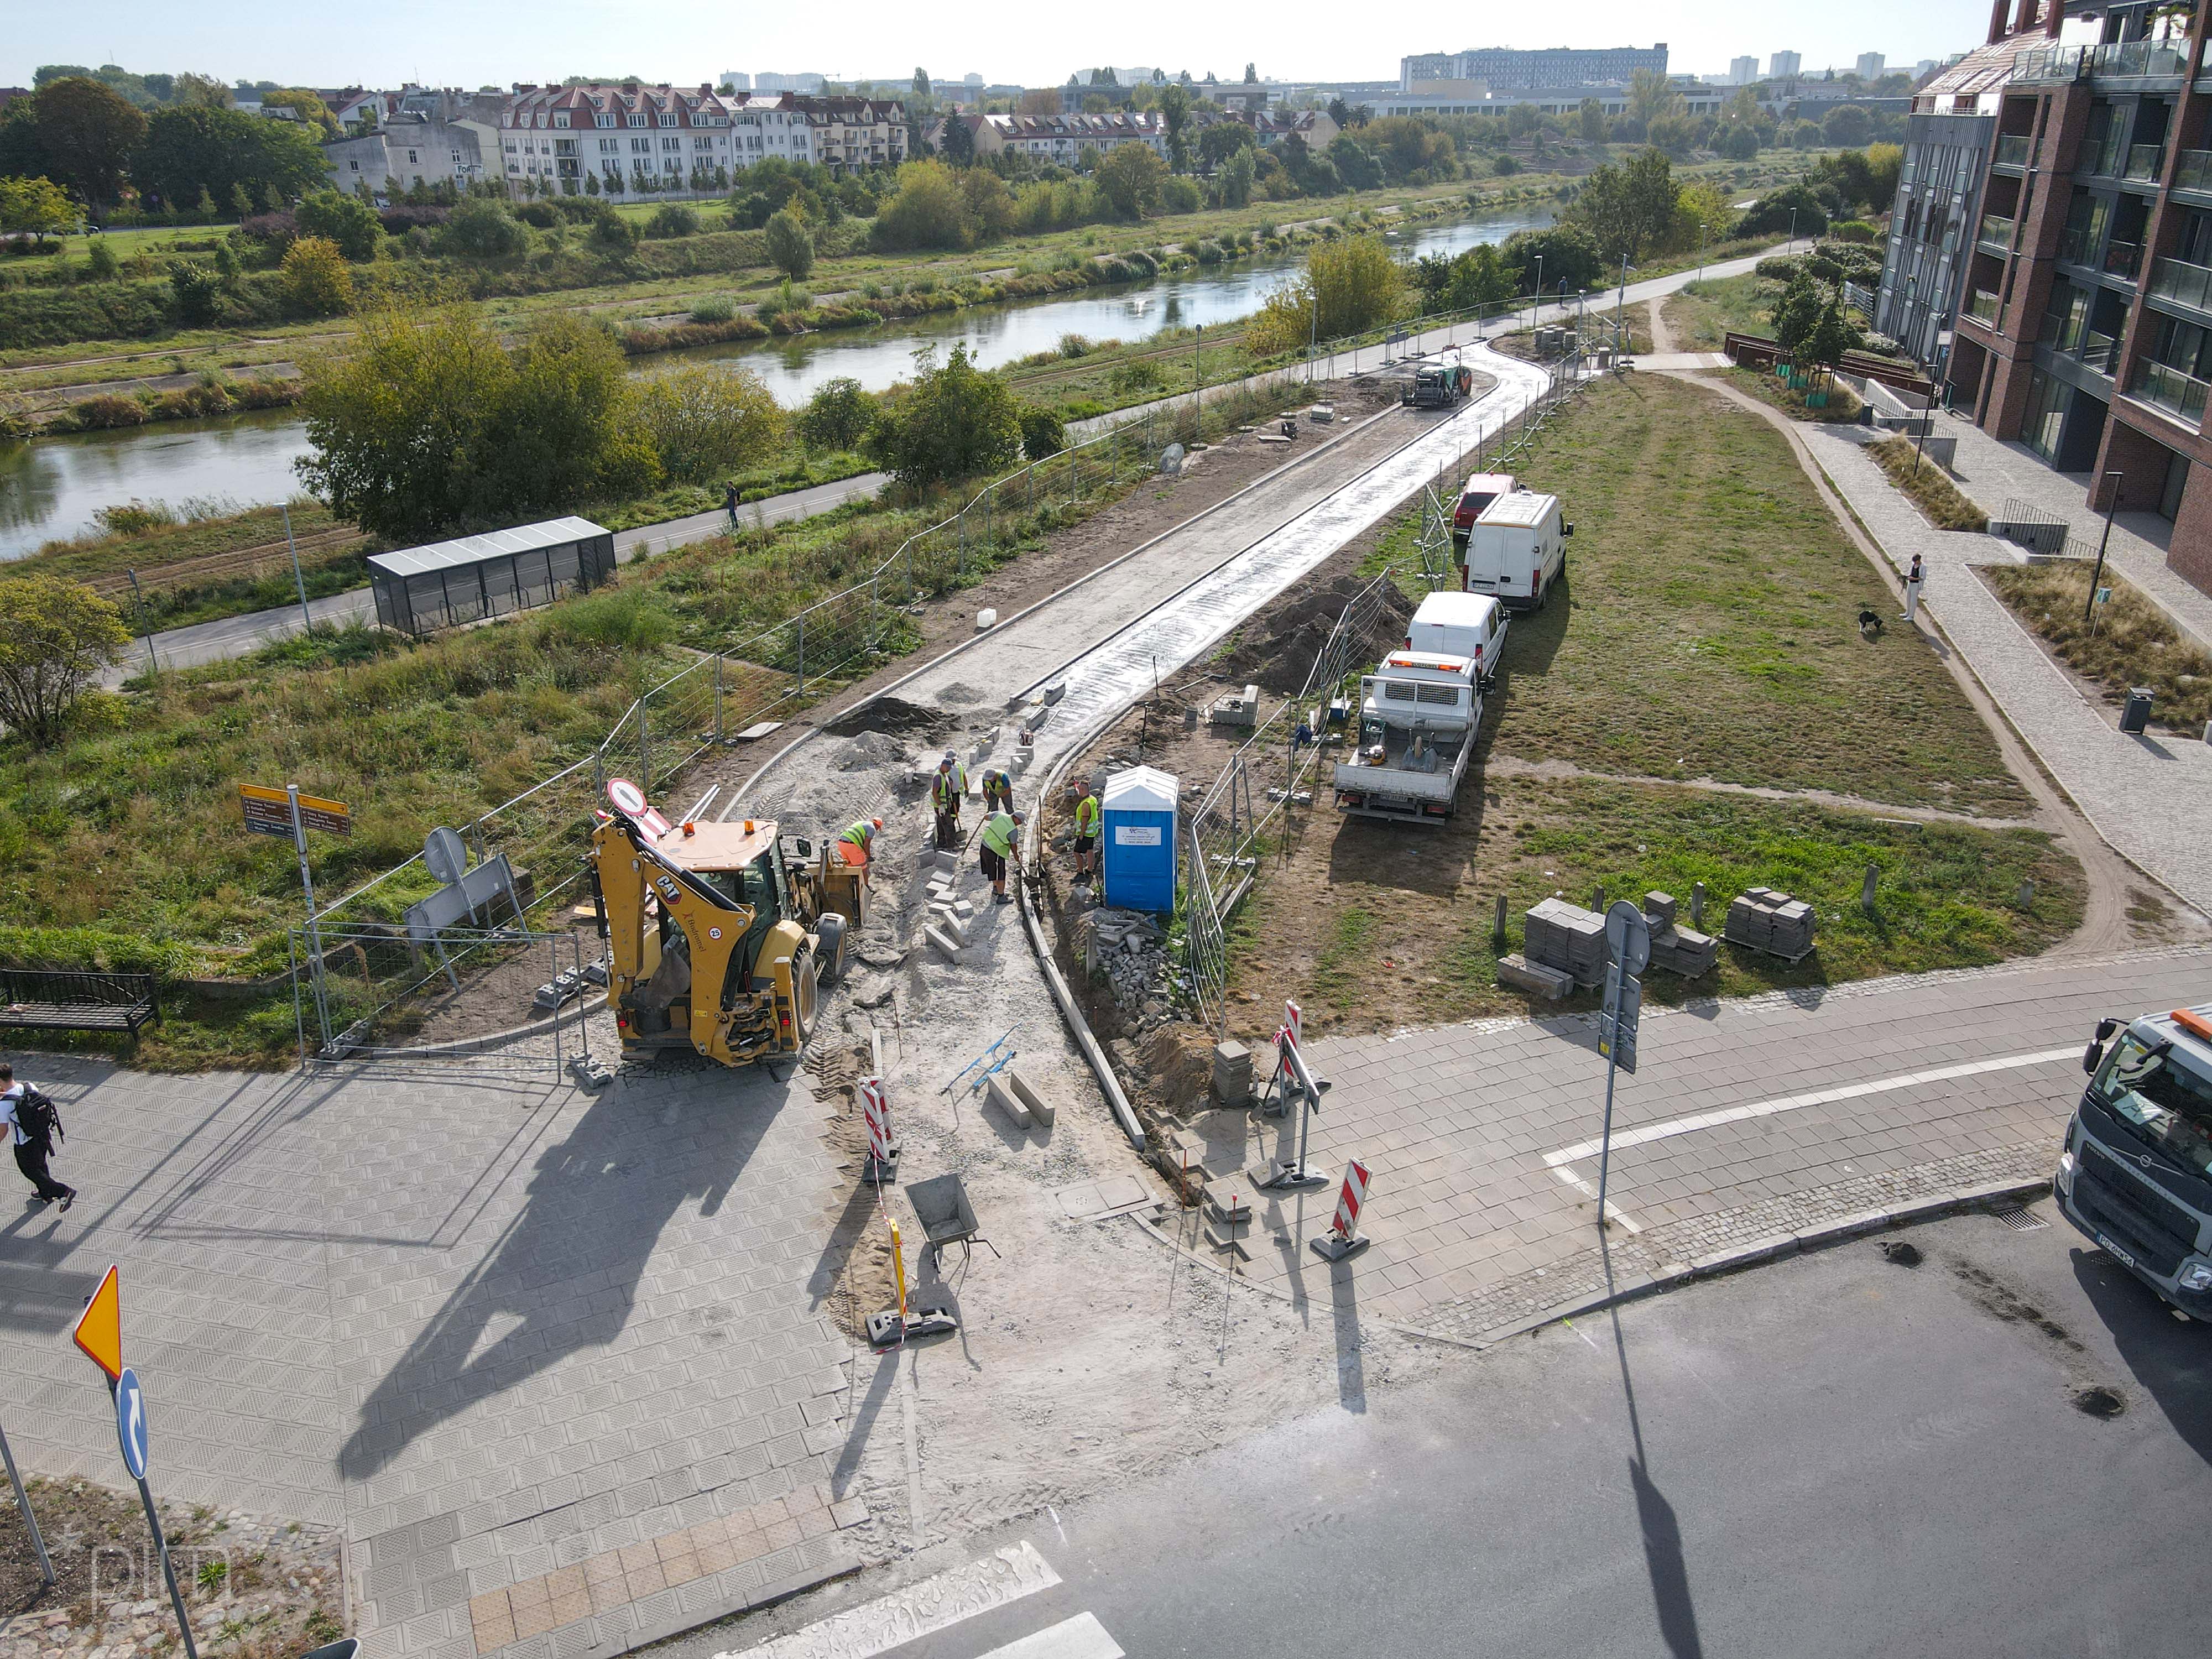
1218;147;1255;207
21;77;146;207
84;234;117;278
169;259;220;323
939;113;976;164
958;167;1015;240
1822;105;1873;148
764;205;815;279
864;342;1022;488
440;196;528;258
282;236;354;315
1735;183;1829;239
0;175;76;243
1157;81;1192;173
633;365;784;483
1246;233;1404;353
298;305;659;540
134;104;324;210
260;88;336;133
1500;224;1604;295
0;575;129;749
1094;142;1167;218
294;188;382;259
1019;404;1066;461
1199;122;1253;170
872;158;975;249
1327;133;1385;191
1648;112;1700;159
1578;99;1606;143
171;73;232;108
796;377;876;451
1770;272;1827;361
1571;146;1679;264
1018;88;1061;117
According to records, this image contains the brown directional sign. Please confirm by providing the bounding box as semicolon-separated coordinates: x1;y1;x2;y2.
239;784;351;839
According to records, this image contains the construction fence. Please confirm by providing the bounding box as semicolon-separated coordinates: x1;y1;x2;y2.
1180;353;1598;1035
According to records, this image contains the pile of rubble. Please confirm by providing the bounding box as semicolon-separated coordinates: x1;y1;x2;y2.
1078;905;1177;1032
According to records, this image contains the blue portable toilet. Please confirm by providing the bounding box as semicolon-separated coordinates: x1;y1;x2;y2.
1100;765;1179;914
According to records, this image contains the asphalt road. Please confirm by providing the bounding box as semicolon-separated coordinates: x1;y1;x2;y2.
682;1200;2212;1659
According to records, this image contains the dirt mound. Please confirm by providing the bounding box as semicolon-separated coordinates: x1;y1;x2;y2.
1144;1025;1219;1113
834;731;909;770
821;695;952;738
1215;572;1417;694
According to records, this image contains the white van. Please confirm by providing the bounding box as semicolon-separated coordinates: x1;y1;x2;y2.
1465;489;1571;613
1405;590;1508;690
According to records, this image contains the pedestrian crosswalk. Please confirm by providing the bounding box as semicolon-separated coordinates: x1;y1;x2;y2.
714;1541;1124;1659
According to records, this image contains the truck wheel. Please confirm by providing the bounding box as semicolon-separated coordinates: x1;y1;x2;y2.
789;950;818;1047
814;912;848;984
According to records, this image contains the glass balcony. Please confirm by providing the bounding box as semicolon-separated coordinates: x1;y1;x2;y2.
2126;143;2168;182
2176;149;2212;193
2130;358;2211;425
2090;40;2190;80
1977;212;2016;251
2013;46;2088;84
2081;331;2120;374
2105;240;2145;279
2151;256;2212;314
1993;134;2033;170
1965;289;2000;324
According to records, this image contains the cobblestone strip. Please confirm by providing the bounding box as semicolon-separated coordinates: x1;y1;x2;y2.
1410;1142;2056;1343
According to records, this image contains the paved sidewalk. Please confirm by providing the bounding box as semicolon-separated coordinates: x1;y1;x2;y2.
1194;948;2212;1339
1929;414;2212;650
0;1044;872;1659
1796;422;2212;915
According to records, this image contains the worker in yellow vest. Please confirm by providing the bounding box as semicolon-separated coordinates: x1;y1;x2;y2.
931;752;967;851
1069;782;1102;885
980;768;1015;815
979;808;1024;904
836;818;884;880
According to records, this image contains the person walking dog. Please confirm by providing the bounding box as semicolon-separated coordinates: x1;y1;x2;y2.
1901;552;1926;624
1;1065;74;1211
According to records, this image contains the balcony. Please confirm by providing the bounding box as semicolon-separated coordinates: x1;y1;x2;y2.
2130;358;2212;426
1965;289;2000;325
2013;46;2088;84
2106;240;2145;279
1992;133;2033;170
2151;255;2212;315
2089;40;2190;80
2176;149;2212;194
2081;331;2120;374
1977;212;2016;252
2125;143;2168;182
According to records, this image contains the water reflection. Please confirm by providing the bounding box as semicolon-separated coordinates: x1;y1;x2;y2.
1;207;1551;557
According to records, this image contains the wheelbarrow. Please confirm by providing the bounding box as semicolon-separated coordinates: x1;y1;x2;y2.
905;1172;1000;1272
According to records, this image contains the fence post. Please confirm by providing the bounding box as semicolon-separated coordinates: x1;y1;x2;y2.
639;700;650;791
797;611;806;694
713;655;724;744
1027;463;1035;511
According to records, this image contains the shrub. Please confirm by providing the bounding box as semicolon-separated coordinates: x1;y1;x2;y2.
1493;154;1521;176
589;209;638;252
168;260;221;325
1019;405;1066;461
632;364;784;484
377;204;448;234
281;236;354;315
689;296;735;324
1159;175;1203;215
1057;332;1092;358
93;500;178;535
440;197;528;259
513;201;559;228
795;376;875;452
646;203;701;239
294;190;383;260
863;342;1022;489
1828;219;1880;244
763;206;814;279
84;238;118;280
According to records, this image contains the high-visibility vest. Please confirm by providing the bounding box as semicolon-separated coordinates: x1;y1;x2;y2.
838;821;874;849
1074;794;1100;836
932;768;962;809
982;812;1017;858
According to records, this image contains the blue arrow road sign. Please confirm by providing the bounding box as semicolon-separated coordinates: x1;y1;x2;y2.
116;1367;148;1481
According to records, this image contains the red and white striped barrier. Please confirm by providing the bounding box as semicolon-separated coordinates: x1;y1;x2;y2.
860;1076;896;1179
1281;998;1303;1053
1310;1157;1373;1261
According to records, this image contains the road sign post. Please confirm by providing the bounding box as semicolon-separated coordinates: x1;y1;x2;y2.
241;784;349;1044
1259;1000;1330;1191
1595;901;1650;1232
0;1418;53;1587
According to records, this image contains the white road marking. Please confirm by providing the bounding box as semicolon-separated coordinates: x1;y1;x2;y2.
714;1541;1060;1659
977;1613;1125;1659
1541;1048;2081;1206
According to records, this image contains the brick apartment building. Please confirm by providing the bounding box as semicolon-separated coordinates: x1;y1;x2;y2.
1938;0;2212;594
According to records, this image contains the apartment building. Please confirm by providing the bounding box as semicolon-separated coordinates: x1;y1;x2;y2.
796;97;909;173
499;84;752;195
1730;56;1760;85
1937;0;2212;592
964;111;1167;165
1771;51;1803;77
1399;44;1667;93
1858;53;1888;80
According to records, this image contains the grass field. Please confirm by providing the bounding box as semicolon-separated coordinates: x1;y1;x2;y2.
1662;272;1774;350
1985;561;2212;732
1867;434;1989;531
1493;375;2028;815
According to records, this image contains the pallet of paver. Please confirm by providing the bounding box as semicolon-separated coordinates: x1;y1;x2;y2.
1724;889;1817;964
1647;924;1718;977
1524;898;1608;987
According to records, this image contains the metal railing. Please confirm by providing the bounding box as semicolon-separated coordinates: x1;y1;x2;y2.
1993;133;2033;169
1977;212;2016;251
2106;240;2145;279
2129;358;2212;425
2081;330;2120;374
2150;255;2212;314
1966;289;2000;324
2127;142;2169;182
2176;149;2212;193
1180;358;1592;1034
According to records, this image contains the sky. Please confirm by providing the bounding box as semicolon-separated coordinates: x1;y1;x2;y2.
4;0;1999;90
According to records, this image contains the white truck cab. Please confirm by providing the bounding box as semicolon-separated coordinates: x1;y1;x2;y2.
1465;489;1571;614
1332;650;1483;823
1405;590;1509;690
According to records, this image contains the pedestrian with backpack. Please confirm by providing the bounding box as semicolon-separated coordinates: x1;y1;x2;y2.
1;1064;74;1211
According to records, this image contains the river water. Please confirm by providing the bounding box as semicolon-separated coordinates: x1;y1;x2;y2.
0;206;1550;558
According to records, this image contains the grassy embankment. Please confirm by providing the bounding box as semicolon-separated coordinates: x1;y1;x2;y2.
1985;561;2212;733
1228;373;2077;1039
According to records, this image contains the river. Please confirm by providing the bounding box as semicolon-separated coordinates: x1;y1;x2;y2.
0;206;1551;558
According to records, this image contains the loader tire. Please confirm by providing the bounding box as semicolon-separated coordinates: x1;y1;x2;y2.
815;912;848;984
789;948;818;1047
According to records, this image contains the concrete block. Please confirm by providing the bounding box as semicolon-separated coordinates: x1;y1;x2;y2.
925;925;963;963
930;910;967;946
1006;1068;1055;1126
1203;1183;1251;1225
1496;952;1573;999
1211;1041;1254;1105
951;899;975;920
983;1075;1032;1129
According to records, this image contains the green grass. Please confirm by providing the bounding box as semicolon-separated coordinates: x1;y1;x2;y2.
1986;560;2212;732
1867;435;1989;532
1662;272;1774;350
1496;374;2027;816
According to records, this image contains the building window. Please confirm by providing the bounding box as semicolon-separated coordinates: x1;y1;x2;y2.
2021;369;2069;461
628;114;648;128
554;113;570;129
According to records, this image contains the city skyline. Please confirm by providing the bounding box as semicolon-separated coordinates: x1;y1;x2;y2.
2;0;1991;91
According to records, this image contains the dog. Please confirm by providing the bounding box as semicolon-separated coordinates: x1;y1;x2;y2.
1858;608;1885;639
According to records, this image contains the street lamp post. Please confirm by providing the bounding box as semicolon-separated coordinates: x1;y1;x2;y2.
1698;222;1710;283
1788;207;1798;252
1533;253;1545;324
2085;469;2125;625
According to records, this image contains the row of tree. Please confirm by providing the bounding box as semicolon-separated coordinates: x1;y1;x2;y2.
0;79;326;212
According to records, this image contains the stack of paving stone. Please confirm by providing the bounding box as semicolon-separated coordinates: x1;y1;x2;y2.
1522;896;1610;989
1640;891;1719;978
1724;887;1817;962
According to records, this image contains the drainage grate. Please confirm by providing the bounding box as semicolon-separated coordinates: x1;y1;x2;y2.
1991;1206;2048;1232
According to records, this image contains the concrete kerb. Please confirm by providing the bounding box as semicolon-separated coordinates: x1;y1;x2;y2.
1128;1177;2056;1358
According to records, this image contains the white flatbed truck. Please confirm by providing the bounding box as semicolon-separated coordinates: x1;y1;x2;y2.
1332;649;1483;823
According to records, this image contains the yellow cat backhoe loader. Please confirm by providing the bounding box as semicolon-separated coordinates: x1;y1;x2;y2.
590;801;864;1066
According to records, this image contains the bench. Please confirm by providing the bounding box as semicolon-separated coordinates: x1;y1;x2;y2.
0;969;161;1038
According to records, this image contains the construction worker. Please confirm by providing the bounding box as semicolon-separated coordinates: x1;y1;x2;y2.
980;768;1015;815
980;808;1024;904
836;817;884;880
1070;782;1102;884
932;751;967;852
